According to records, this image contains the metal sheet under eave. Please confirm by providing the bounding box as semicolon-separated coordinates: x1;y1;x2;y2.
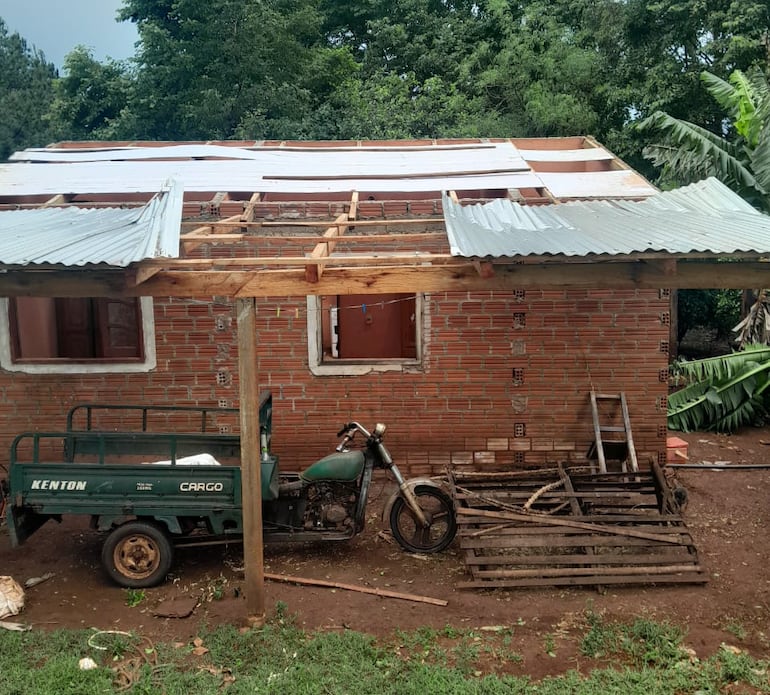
442;177;770;258
0;179;182;266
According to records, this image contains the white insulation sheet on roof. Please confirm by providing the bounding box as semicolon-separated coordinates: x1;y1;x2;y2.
442;177;770;258
536;170;657;199
0;160;543;196
5;141;529;179
0;178;182;266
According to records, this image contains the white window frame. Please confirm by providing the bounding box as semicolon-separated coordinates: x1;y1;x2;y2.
307;294;425;376
0;297;157;374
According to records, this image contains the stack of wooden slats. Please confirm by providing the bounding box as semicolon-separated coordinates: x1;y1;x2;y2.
450;463;707;589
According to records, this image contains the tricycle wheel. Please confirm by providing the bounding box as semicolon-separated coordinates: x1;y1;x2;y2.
102;521;174;588
389;485;456;553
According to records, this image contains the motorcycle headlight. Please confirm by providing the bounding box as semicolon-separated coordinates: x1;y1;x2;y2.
374;423;386;437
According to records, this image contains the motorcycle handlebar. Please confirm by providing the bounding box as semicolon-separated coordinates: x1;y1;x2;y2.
336;423;353;437
336;422;370;439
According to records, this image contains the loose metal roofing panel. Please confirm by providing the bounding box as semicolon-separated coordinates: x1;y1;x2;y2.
442;177;770;258
0;178;182;266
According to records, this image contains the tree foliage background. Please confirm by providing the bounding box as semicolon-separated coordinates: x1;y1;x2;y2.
1;0;768;166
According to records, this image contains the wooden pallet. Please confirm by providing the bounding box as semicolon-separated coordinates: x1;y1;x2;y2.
450;464;707;589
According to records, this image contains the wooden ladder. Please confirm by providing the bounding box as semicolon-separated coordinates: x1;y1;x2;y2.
589;391;639;473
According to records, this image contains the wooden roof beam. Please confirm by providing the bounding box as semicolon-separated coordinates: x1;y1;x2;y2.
0;259;769;298
305;191;358;283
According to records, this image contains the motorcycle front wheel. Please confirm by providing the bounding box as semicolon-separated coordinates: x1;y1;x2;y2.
389;485;456;553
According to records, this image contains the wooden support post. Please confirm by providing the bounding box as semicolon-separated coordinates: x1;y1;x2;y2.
236;298;266;626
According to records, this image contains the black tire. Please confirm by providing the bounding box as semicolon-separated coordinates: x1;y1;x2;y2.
389;486;456;554
102;521;174;588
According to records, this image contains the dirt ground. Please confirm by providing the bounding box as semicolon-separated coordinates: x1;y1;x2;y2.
2;429;770;680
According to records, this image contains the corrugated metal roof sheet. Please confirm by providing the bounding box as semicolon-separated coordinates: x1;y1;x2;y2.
0;178;182;266
442;177;770;258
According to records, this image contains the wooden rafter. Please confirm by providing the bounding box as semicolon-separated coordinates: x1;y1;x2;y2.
180;213;242;255
305;191;358;283
241;192;262;229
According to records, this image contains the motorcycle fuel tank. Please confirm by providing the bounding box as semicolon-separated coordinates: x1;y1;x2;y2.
300;450;365;483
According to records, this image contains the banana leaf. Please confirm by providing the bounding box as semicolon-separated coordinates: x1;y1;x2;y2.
667;346;770;432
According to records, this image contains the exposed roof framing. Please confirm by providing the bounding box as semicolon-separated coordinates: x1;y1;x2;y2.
0;137;768;297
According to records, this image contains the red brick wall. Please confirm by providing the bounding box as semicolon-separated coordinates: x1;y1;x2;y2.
0;289;670;475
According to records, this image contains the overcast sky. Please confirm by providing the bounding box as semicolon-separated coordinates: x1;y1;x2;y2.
0;0;138;70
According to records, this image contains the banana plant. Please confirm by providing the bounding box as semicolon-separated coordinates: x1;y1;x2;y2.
667;344;770;432
637;67;770;213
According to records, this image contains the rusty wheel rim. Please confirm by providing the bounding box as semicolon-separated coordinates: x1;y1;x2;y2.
114;534;160;580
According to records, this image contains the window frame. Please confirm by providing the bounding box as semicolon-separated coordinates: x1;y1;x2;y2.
0;297;157;374
306;294;424;376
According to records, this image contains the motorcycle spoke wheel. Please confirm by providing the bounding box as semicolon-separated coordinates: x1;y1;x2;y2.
389;486;457;554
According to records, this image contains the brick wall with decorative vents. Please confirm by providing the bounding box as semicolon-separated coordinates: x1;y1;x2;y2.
0;287;669;476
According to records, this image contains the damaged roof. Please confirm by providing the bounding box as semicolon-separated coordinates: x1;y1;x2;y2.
442;178;770;258
0;178;182;266
0;138;655;200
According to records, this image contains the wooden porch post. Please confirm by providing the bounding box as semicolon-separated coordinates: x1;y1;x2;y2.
236;297;266;625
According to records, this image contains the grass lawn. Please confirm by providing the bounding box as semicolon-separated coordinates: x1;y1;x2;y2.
1;604;768;694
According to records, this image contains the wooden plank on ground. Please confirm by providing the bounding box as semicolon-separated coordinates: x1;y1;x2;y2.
451;466;704;590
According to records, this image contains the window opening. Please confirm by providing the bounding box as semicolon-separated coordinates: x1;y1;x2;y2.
320;293;416;361
9;297;144;362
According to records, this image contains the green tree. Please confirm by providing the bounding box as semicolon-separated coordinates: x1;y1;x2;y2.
48;47;134;140
0;19;56;160
119;0;344;139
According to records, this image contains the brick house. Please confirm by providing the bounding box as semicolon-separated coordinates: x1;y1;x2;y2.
0;137;766;475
